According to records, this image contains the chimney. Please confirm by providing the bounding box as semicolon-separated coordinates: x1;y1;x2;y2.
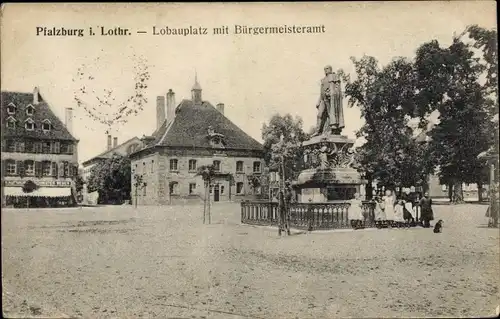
65;108;73;135
107;134;112;150
156;96;166;130
113;137;118;148
216;103;225;115
33;87;39;104
166;89;176;125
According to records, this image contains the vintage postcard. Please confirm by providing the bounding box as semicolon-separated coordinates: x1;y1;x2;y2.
1;2;498;318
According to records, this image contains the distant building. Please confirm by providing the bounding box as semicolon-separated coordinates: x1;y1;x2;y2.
1;87;79;207
81;135;145;182
129;77;265;205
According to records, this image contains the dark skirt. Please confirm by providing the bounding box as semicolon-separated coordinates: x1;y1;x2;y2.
403;208;413;220
421;208;434;221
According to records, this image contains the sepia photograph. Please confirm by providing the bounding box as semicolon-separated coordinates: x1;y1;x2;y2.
1;2;499;318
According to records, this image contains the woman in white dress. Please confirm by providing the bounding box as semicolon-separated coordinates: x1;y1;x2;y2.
348;192;364;229
383;189;396;227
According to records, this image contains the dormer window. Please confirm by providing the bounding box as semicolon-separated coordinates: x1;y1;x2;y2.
7;102;16;115
26;104;35;116
25;118;35;131
6;116;16;128
42;119;52;131
207;126;226;149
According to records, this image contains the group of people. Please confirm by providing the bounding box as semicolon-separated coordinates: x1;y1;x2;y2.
348;188;435;230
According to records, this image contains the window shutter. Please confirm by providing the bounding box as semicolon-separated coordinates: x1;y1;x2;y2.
51;162;58;178
54;141;60;154
35;161;43;177
68;163;74;177
58;162;65;178
63;162;68;177
17;161;25;177
1;160;5;176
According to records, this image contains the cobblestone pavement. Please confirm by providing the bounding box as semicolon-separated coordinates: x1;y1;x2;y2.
2;203;499;318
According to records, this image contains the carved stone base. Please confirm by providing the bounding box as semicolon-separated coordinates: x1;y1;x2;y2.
293;134;366;203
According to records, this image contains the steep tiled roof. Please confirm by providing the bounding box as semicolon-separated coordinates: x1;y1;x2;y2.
1;91;76;141
151;99;263;151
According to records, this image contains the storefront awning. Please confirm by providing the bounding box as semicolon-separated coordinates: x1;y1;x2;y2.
4;187;72;197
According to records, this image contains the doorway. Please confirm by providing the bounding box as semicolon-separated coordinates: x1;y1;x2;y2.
214;184;220;202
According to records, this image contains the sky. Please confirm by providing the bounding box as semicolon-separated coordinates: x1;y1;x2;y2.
1;2;497;164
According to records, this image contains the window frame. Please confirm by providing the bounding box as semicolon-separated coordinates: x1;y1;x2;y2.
253;161;261;173
213;160;221;172
189;183;197;195
188;159;197;172
25;118;35;131
6;161;17;175
236;161;244;173
25;160;35;176
42;119;52;132
25;104;35;116
169;159;178;172
236;182;244;195
7;103;16;115
6;116;16;128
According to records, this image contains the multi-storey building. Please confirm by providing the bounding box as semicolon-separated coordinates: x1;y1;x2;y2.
1;87;79;207
81;135;144;183
129;78;265;205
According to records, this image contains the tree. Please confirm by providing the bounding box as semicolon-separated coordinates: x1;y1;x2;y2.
87;154;132;204
73;54;151;134
74;175;84;194
414;34;493;203
261;114;310;183
22;180;38;209
343;56;433;192
196;164;216;224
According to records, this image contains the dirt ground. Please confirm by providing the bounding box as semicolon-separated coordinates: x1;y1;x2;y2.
2;203;499;318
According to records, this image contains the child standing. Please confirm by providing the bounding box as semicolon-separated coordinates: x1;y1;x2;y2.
394;199;406;228
349;192;364;230
383;190;396;227
373;196;386;228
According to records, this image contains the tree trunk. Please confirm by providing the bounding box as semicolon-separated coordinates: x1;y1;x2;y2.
203;184;207;224
135;187;138;208
452;181;464;204
477;181;483;202
448;183;453;201
208;184;211;224
366;178;373;200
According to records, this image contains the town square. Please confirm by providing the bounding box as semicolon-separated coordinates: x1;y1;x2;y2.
1;2;499;318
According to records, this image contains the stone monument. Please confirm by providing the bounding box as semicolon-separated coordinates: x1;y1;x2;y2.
293;65;367;202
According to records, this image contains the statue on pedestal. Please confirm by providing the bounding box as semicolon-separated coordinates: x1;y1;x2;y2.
312;65;345;136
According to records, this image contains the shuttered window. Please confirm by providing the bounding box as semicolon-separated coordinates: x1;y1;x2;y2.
35;161;43;177
51;162;58;177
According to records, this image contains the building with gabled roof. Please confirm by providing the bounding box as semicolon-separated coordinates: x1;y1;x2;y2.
129;77;265;205
81;135;145;183
1;87;79;207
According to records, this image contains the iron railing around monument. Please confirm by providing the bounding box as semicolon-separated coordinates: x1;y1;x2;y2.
241;200;376;230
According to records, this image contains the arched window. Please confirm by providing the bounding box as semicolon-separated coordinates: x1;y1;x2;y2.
169;181;179;195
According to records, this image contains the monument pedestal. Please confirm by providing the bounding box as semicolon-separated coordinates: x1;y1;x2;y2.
293;134;367;203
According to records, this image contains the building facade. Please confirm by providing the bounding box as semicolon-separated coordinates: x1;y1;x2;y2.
1;88;79;207
129;79;265;205
81;135;145;182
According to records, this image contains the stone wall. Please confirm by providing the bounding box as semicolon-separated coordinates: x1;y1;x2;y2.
131;148;264;206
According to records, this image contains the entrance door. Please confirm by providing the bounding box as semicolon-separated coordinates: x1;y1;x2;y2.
214;184;220;202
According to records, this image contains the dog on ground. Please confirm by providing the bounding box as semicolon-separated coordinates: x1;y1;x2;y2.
433;219;444;233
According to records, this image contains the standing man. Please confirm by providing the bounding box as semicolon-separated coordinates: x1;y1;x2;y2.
312;65;345;136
